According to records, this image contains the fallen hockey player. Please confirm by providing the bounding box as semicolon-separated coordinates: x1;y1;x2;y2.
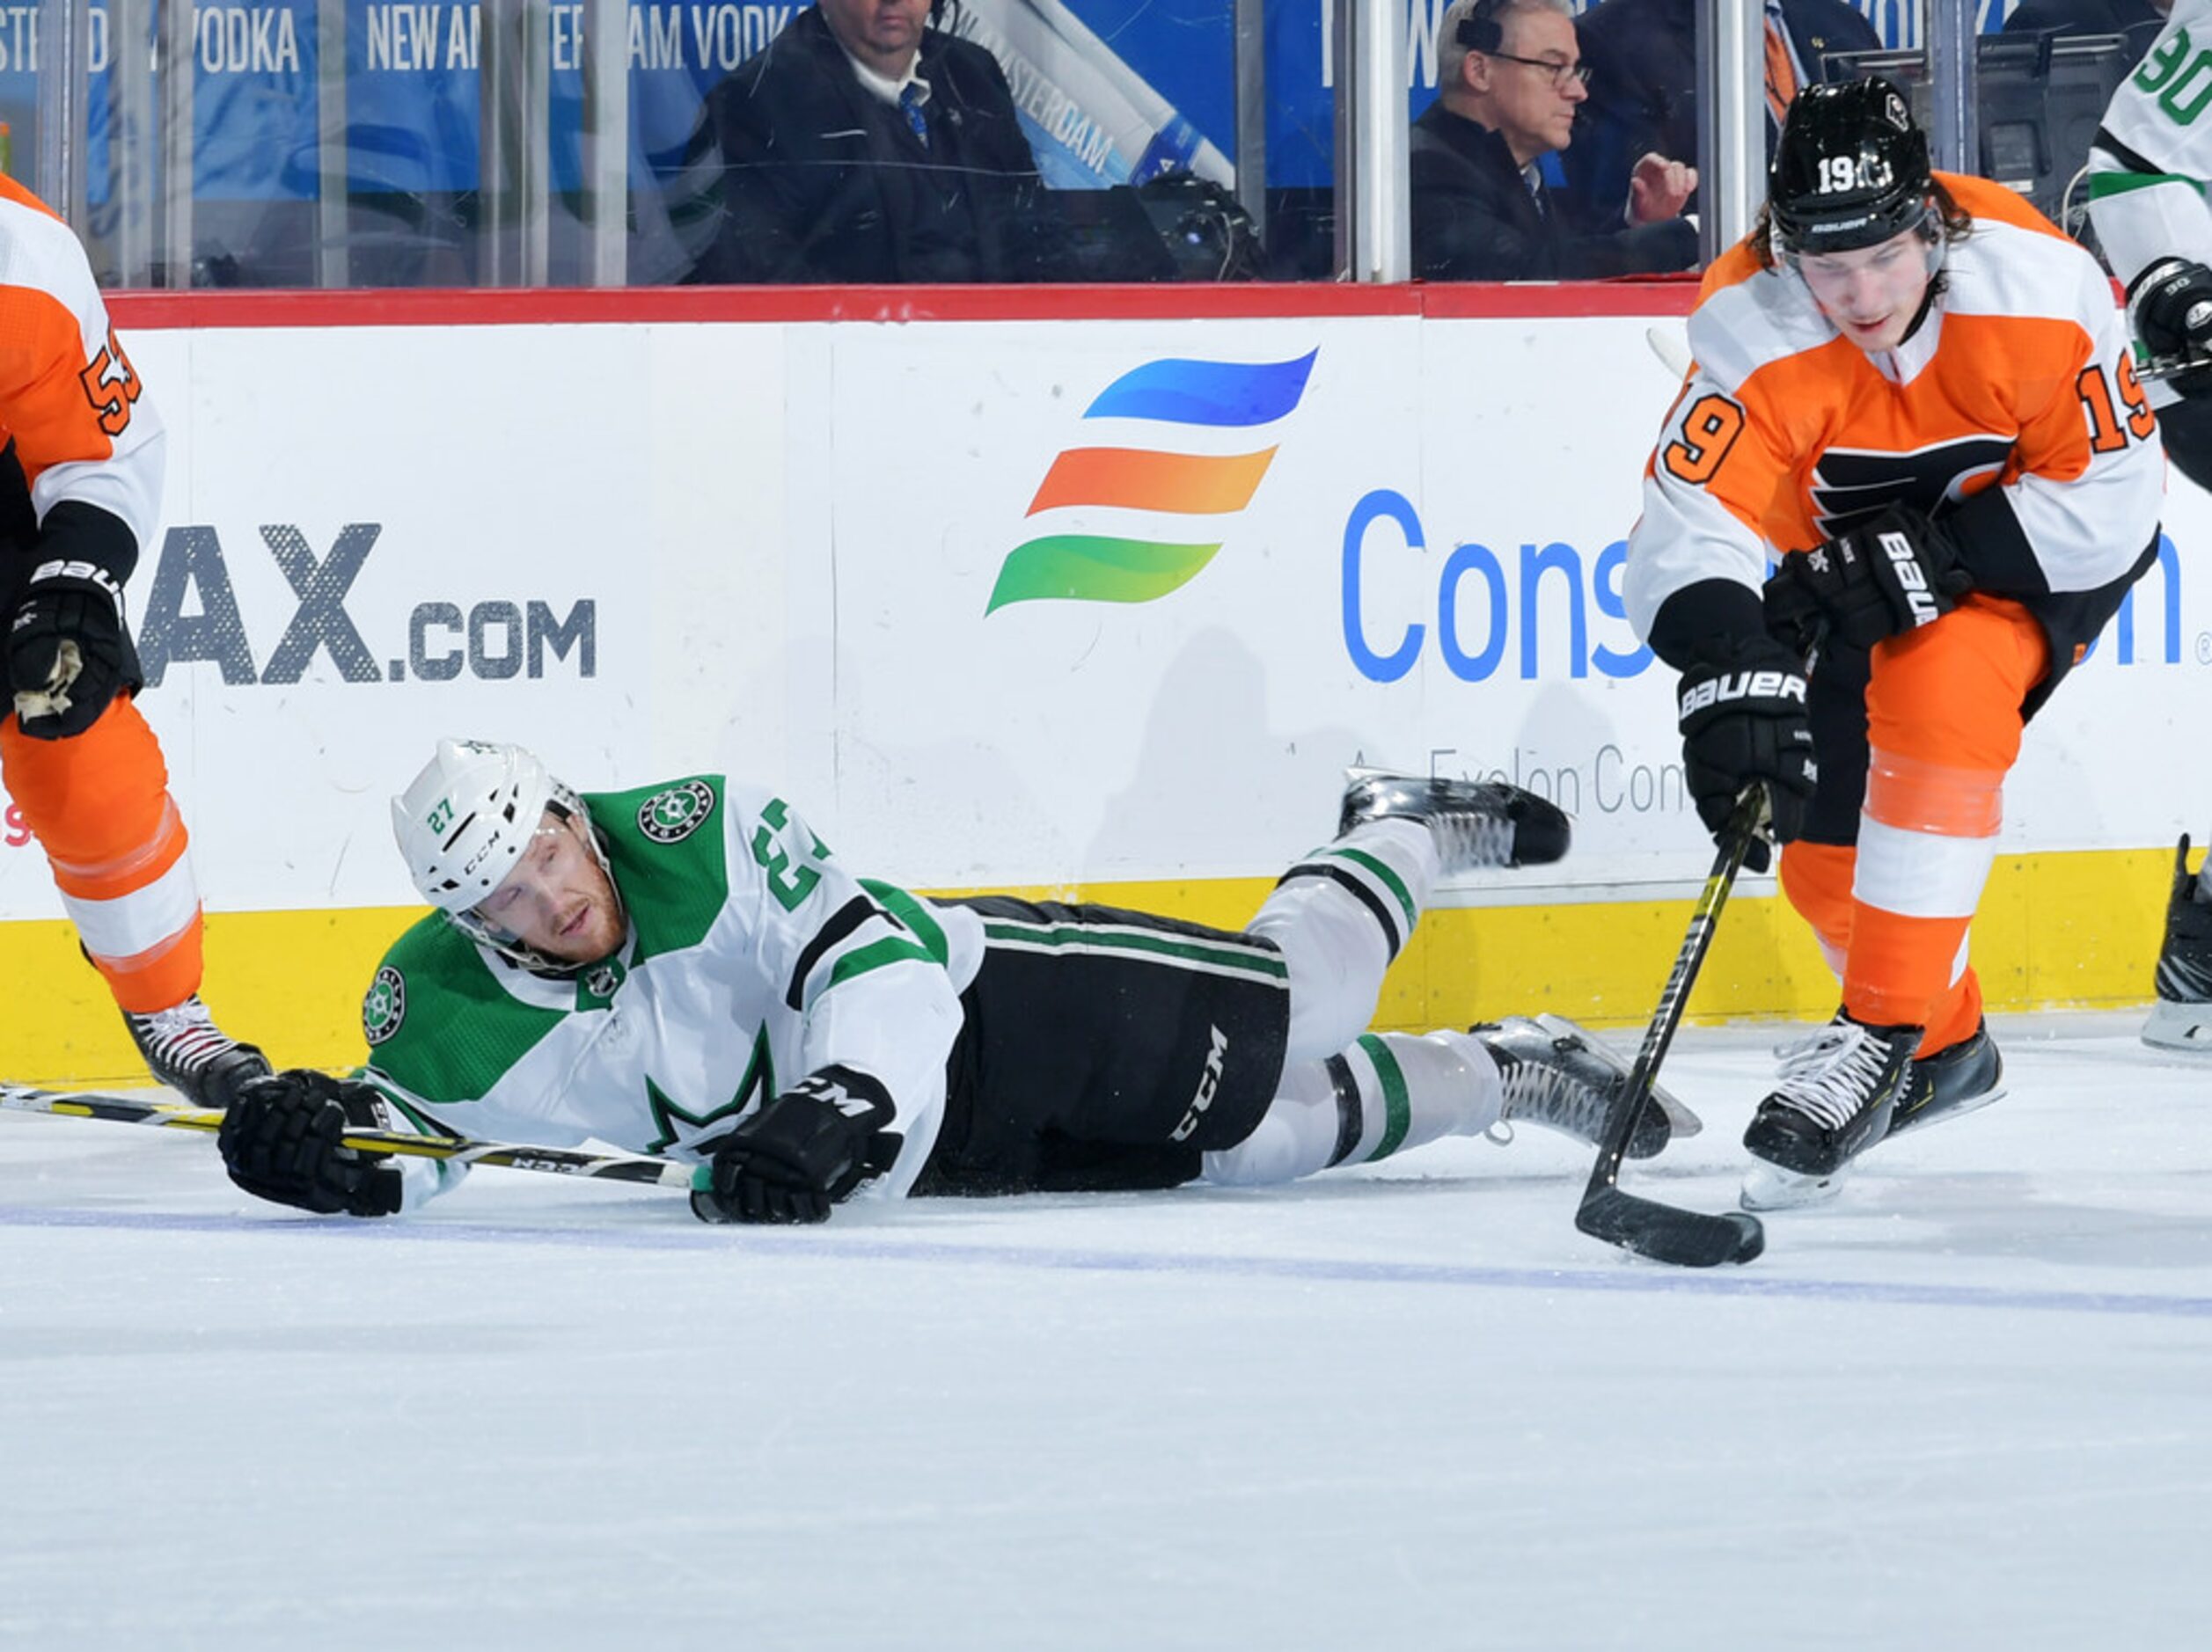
216;739;1698;1224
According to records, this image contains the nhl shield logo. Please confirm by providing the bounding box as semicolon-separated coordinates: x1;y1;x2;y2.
363;965;407;1046
639;780;716;844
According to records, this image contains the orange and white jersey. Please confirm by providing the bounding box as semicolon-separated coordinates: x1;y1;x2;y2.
0;174;165;566
1624;172;2164;650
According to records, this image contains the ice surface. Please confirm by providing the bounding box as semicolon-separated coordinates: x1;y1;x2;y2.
3;1011;2206;1650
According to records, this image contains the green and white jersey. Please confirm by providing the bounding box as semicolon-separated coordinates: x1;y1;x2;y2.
2091;4;2212;318
360;776;984;1209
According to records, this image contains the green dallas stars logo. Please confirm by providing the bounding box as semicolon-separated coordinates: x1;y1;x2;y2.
363;965;406;1046
639;780;717;844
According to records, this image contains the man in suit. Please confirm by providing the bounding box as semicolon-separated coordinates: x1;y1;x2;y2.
1564;0;1881;232
692;0;1068;282
1412;0;1700;280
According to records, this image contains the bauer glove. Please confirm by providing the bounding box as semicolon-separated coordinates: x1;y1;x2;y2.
1763;506;1970;654
220;1069;403;1218
691;1067;899;1225
1676;641;1816;874
8;538;138;740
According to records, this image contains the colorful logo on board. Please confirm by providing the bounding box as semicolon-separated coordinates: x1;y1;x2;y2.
986;349;1318;613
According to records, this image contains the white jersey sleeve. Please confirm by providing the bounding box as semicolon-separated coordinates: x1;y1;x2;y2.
2090;4;2212;296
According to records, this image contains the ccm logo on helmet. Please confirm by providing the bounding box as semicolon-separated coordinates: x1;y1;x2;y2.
1879;530;1943;626
1680;669;1807;718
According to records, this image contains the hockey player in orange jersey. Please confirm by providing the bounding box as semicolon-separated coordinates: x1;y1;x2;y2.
0;175;269;1107
1624;79;2164;1207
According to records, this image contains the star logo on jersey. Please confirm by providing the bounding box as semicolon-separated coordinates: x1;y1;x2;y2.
363;965;407;1046
641;1026;775;1155
639;780;716;844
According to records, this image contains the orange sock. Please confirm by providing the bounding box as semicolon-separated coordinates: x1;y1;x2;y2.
2;697;204;1013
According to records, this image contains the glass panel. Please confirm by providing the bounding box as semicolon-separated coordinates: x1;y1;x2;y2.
34;0;2156;289
1828;0;2140;244
1263;0;1337;277
0;13;32;186
632;0;1313;285
1401;2;1976;284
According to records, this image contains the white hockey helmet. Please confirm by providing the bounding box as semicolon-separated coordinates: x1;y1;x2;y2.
392;737;572;912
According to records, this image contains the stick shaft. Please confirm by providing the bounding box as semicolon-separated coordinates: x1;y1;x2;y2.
0;1085;698;1188
1579;790;1763;1202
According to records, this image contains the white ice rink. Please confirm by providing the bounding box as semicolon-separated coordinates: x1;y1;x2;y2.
3;1009;2207;1650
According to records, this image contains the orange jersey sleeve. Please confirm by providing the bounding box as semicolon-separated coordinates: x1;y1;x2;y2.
0;175;165;574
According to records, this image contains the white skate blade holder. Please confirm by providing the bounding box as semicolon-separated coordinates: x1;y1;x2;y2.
2143;998;2212;1052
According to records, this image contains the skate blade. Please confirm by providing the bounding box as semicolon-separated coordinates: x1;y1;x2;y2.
1740;1160;1849;1211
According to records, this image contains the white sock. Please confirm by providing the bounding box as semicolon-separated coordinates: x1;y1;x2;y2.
1248;818;1439;1065
1202;1029;1501;1187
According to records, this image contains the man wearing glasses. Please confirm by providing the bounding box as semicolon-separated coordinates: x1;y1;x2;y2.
1412;0;1701;281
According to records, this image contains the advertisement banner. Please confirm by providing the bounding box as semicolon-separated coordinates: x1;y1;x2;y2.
0;320;791;922
3;303;2197;917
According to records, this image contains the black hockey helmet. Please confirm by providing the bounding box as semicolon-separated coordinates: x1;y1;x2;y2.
1767;77;1933;259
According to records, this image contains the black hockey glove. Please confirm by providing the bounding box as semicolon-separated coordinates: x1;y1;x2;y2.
690;1066;900;1225
1677;640;1816;874
7;552;134;740
2131;258;2212;390
1763;506;1971;654
219;1070;403;1218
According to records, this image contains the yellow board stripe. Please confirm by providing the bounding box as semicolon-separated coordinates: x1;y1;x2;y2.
0;846;2173;1090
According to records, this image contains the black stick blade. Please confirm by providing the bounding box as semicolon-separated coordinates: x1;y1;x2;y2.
1575;1188;1766;1268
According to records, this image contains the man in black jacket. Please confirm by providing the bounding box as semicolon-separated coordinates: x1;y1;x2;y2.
1412;0;1698;281
691;0;1067;283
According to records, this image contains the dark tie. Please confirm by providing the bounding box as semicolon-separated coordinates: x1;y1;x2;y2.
898;84;931;150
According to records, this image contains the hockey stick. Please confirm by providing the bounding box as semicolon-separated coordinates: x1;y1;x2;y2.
0;1083;698;1188
2138;352;2212;384
1573;789;1769;1268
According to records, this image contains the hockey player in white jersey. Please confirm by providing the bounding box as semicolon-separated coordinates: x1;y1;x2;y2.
2086;2;2212;1049
215;740;1699;1224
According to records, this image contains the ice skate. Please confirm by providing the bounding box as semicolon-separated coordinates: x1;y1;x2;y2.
2143;833;2212;1051
1742;1019;2006;1210
1472;1013;1701;1159
123;995;272;1110
1338;767;1571;872
1741;1012;1915;1182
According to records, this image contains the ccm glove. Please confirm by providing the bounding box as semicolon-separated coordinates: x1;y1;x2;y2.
219;1069;403;1217
1763;506;1971;653
1677;641;1816;874
691;1066;900;1225
8;552;136;739
2132;257;2212;362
